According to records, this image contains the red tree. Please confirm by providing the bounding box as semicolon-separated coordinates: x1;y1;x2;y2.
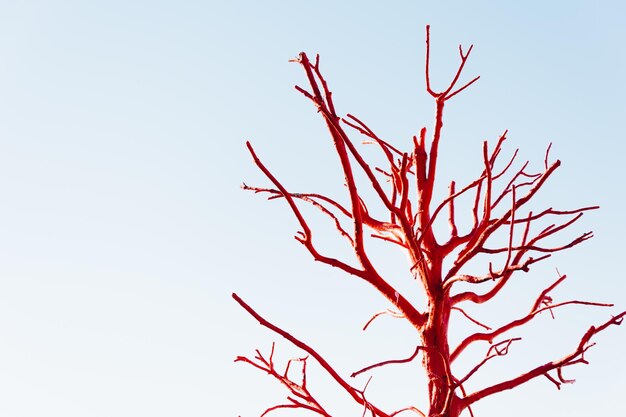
233;26;625;417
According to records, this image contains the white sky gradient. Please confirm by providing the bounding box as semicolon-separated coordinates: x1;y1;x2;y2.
0;1;624;416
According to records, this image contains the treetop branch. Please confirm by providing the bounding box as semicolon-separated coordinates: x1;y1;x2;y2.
425;25;479;100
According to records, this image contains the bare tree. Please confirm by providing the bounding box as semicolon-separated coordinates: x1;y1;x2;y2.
233;26;625;417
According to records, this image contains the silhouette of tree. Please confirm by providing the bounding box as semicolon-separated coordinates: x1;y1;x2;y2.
233;26;625;417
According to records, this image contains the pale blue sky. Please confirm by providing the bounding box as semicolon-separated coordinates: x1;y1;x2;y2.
0;1;624;416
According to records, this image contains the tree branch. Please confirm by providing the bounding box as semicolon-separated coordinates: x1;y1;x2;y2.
351;345;424;378
233;293;392;417
451;273;614;361
461;311;626;408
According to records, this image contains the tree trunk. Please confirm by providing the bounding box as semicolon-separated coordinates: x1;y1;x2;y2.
421;292;461;417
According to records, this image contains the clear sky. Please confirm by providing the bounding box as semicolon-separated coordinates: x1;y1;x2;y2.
0;1;624;416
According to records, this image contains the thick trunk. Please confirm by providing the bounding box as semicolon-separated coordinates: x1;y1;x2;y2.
421;294;461;417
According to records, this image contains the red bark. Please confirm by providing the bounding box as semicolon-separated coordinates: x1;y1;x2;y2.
235;26;625;417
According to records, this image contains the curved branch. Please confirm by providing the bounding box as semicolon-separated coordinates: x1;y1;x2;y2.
233;293;392;417
351;345;424;378
242;184;354;244
363;309;405;331
451;307;492;330
455;338;522;387
390;407;426;417
246;142;365;279
452;273;615;361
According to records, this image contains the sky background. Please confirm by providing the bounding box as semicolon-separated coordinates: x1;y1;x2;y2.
0;1;624;416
